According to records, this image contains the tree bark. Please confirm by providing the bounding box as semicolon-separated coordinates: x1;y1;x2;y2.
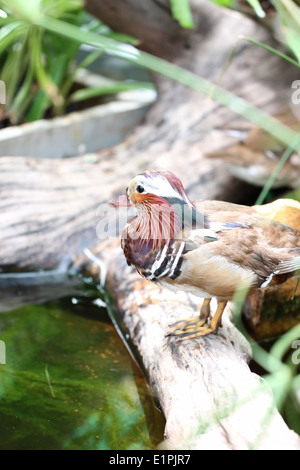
1;0;300;449
2;1;298;272
103;246;300;450
85;0;188;58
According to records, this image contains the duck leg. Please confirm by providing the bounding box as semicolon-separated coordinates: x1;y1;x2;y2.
167;298;211;336
167;300;227;340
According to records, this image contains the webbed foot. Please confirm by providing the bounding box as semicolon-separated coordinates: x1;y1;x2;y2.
166;300;227;340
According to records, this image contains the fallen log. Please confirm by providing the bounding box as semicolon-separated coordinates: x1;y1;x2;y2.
2;1;299;271
1;0;300;449
101;245;300;449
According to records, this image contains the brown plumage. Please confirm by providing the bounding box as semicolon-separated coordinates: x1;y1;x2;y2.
110;171;300;340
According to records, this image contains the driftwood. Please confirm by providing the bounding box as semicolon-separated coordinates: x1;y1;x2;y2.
1;0;300;449
103;246;300;450
206;108;300;189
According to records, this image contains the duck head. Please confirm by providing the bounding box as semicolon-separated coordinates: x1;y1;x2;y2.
109;171;208;242
110;170;192;210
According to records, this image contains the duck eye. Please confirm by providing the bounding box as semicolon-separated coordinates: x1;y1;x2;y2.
136;184;144;193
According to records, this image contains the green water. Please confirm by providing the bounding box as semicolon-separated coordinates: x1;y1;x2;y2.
0;293;165;450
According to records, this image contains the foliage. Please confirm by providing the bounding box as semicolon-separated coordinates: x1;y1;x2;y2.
272;0;300;64
151;0;300;441
16;4;298;155
0;0;151;124
244;0;266;17
206;0;300;436
0;0;299;448
210;0;300;68
231;285;300;439
238;0;300;68
0;0;299;152
169;0;194;28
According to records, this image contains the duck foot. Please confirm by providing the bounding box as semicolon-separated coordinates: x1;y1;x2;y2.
166;300;227;340
166;317;215;339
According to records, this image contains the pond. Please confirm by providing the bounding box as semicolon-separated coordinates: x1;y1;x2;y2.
1;272;299;450
0;285;165;450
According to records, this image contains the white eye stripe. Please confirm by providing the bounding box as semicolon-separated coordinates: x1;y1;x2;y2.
135;176;187;201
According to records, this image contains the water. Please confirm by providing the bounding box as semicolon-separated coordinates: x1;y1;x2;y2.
0;290;165;450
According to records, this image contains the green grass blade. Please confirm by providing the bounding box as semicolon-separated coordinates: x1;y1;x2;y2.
104;31;140;46
61;49;104;99
285;27;300;63
1;29;30;109
246;0;266;18
29;27;64;115
0;21;27;53
255;139;300;205
272;0;300;63
241;35;300;68
169;0;194;28
10;62;35;122
26;50;70;121
33;16;300;153
270;324;300;363
69;81;155;103
211;0;233;6
0;0;44;23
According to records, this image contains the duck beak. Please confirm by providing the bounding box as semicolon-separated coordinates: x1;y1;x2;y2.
109;192;131;207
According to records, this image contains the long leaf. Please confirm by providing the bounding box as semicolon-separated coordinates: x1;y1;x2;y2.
26;54;69;121
270;323;300;363
169;0;194;28
69;81;155;103
29;27;64;112
1;29;30;109
10;60;35;122
60;49;104;99
241;35;300;69
0;21;27;54
255;144;300;205
34;16;300;153
272;0;300;63
246;0;266;18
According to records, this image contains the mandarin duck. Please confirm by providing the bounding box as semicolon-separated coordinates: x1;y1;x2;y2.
110;170;300;340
